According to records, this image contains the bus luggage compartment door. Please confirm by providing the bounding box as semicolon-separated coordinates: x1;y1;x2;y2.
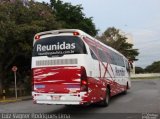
33;66;82;94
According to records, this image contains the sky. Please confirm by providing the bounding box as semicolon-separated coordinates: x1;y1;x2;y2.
36;0;160;68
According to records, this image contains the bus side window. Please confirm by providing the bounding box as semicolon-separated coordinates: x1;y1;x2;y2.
90;49;98;60
109;51;116;65
125;60;130;72
105;52;111;64
98;49;107;62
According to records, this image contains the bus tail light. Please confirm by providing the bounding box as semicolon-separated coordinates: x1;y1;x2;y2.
80;66;88;92
35;35;40;40
73;32;79;36
31;69;34;91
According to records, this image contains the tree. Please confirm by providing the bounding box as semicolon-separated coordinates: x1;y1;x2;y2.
97;27;139;61
145;61;160;73
135;67;145;74
50;0;98;36
0;0;99;96
0;0;61;95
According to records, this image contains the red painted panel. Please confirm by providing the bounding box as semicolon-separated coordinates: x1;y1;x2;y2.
33;66;81;93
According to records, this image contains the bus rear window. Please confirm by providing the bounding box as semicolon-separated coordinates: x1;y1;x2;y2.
32;36;87;56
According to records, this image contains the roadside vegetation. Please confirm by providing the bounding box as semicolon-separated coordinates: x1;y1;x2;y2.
135;61;160;74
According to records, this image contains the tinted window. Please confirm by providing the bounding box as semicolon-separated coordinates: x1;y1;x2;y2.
125;59;130;72
90;49;98;60
118;56;125;67
107;49;125;67
98;49;107;62
105;51;111;63
32;36;87;56
107;49;116;64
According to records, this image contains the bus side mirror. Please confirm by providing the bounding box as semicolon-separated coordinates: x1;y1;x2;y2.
129;61;133;70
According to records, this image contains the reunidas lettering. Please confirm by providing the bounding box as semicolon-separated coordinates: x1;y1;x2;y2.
37;42;76;52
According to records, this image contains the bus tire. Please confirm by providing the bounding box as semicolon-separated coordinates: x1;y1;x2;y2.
99;88;110;107
123;83;128;94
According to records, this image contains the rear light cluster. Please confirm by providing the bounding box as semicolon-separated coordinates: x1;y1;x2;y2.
80;66;88;92
34;31;79;41
31;69;34;91
35;35;40;40
73;31;79;36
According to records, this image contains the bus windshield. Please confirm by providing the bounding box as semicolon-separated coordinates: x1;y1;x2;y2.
32;36;87;57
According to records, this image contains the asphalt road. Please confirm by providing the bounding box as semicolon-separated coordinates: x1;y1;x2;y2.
0;79;160;119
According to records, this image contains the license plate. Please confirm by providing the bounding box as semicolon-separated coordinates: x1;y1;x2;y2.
51;96;61;101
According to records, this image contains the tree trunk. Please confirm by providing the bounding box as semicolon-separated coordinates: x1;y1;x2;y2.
0;65;3;96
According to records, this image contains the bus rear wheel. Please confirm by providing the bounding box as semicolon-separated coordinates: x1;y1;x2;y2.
98;88;110;107
123;82;129;94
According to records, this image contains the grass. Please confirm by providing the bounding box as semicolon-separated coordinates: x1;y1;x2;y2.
0;99;21;103
0;95;31;103
131;76;160;80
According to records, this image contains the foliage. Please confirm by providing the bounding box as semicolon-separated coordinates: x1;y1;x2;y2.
50;0;98;36
135;67;145;74
0;0;98;95
145;61;160;73
97;27;139;61
0;0;61;94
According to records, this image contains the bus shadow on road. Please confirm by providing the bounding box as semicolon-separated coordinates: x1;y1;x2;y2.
109;90;132;104
48;91;131;115
47;92;136;119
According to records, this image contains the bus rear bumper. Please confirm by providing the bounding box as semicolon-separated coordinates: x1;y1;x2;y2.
32;92;88;105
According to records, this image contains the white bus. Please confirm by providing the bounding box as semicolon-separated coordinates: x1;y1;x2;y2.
32;29;132;106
